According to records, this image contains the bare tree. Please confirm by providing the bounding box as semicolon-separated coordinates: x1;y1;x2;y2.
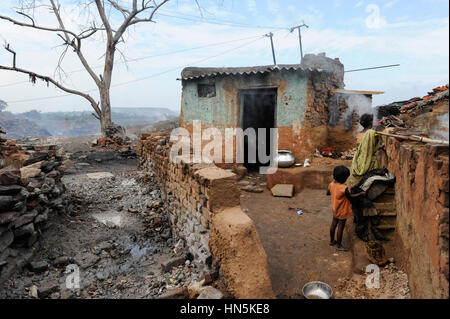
0;0;170;137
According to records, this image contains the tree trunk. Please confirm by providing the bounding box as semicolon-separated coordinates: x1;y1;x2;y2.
99;87;112;136
99;46;117;138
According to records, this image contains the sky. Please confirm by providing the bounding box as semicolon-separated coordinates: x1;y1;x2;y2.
0;0;448;113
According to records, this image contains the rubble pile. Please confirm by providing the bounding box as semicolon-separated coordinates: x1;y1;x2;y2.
400;84;448;113
376;115;406;129
142;199;171;239
335;264;410;299
376;84;449;119
88;134;137;159
89;134;134;153
0;131;68;282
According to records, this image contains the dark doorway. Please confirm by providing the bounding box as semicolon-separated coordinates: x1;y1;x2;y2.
241;88;277;171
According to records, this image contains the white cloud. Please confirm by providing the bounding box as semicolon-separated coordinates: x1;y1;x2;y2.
355;1;364;8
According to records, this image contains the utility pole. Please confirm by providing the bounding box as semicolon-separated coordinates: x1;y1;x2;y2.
265;32;277;65
290;23;309;63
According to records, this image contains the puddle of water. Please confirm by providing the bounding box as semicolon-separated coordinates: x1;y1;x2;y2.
117;236;155;273
92;211;123;227
96;235;156;278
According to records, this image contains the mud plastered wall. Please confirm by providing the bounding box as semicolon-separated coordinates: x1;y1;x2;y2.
138;131;274;298
382;137;449;298
138;131;238;270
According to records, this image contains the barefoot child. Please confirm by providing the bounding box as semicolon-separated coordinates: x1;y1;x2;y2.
327;165;365;251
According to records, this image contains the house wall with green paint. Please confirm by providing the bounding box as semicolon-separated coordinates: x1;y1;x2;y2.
180;70;310;130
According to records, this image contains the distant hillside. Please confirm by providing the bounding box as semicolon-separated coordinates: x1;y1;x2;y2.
2;107;178;138
0;113;51;138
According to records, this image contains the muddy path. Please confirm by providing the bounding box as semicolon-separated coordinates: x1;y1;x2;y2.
0;155;201;299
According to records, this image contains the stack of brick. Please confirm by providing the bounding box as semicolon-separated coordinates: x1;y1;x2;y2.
0;137;68;282
138;131;240;272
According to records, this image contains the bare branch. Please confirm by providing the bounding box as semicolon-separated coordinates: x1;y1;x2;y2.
115;46;130;71
54;44;70;81
49;0;101;87
4;43;16;68
107;0;129;19
0;13;80;40
113;0;169;42
0;64;101;116
16;11;35;26
78;28;100;39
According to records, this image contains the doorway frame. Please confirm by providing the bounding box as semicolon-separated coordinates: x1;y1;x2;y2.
238;87;279;129
238;87;278;169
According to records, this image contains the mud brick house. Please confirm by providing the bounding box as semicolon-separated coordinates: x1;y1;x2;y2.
179;53;382;167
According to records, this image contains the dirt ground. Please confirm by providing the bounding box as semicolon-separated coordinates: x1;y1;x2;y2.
240;171;411;299
335;263;410;299
0;156;203;299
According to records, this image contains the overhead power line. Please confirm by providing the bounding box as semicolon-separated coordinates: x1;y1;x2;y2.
6;36;265;105
155;11;290;30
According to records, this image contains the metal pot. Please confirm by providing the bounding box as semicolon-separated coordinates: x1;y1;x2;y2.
275;150;295;168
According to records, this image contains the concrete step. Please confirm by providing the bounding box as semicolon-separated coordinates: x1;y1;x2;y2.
373;201;396;211
376;224;396;231
376;217;396;230
378;228;396;240
378;210;397;217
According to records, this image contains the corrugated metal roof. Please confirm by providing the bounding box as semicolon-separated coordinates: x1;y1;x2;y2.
180;64;324;80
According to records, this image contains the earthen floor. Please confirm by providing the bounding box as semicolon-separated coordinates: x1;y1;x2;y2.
241;186;353;298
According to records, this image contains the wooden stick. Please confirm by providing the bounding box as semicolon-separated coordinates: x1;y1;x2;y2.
378;131;449;145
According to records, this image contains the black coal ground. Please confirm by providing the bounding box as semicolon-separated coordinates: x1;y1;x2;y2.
0;155;203;299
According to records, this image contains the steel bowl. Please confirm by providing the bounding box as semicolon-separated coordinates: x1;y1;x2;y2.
302;281;333;299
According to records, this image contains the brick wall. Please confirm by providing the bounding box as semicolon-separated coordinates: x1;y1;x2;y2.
138;131;240;270
138;130;275;298
382;137;449;298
